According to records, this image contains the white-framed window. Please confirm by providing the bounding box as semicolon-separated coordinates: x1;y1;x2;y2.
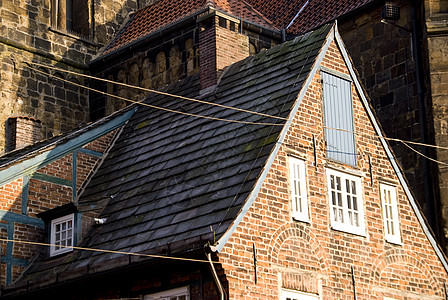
327;168;365;235
281;289;318;300
50;213;74;256
289;156;309;222
144;286;189;300
380;183;401;244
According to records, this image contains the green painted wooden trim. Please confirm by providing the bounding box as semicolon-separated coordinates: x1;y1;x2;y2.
5;222;14;285
31;172;72;187
21;175;30;215
0;211;44;228
78;147;103;158
0;109;136;188
72;151;78;200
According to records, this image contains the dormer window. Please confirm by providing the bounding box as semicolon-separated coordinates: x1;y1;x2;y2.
50;214;74;256
37;203;78;257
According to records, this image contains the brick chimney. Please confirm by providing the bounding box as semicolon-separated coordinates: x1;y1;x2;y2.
6;116;42;151
198;8;250;92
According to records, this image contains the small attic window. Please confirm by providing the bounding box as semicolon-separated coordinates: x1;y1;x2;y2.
37;203;78;257
50;214;74;256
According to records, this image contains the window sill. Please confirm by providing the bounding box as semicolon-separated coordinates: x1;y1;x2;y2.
330;223;366;237
48;27;99;47
292;214;310;223
385;236;402;246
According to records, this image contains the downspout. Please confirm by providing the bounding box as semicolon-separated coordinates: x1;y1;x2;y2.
411;0;439;236
205;244;226;300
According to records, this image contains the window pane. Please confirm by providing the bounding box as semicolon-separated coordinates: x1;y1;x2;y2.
381;184;401;244
327;169;364;235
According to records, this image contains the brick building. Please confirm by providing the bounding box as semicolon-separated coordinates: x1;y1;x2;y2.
3;0;448;256
0;21;447;299
85;0;448;254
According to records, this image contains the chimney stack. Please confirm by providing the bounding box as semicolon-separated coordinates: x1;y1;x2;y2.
198;8;250;93
6;116;42;151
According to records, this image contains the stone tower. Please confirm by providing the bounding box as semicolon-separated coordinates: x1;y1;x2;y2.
0;0;152;153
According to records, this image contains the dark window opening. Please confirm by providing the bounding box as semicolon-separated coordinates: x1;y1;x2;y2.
52;0;91;38
218;16;227;28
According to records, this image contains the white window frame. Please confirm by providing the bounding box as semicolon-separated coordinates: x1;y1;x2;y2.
289;157;309;222
50;213;74;257
380;183;401;244
326;168;365;236
144;286;189;300
281;289;318;300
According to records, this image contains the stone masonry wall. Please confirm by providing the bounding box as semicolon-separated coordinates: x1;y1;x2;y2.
217;40;448;299
424;0;448;247
0;0;149;153
90;12;279;121
338;1;430;215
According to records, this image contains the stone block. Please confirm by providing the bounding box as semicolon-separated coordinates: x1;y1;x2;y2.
34;37;51;51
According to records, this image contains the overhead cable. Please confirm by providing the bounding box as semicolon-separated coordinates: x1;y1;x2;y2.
27;65;284;126
29;62;287;122
0;238;216;264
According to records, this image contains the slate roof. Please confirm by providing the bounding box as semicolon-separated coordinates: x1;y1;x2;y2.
103;0;275;55
9;24;333;290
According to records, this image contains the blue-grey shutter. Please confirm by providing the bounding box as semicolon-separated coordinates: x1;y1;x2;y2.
322;72;357;166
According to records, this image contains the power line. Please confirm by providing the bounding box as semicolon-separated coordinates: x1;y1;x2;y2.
0;238;216;264
28;61;287;122
324;126;448;167
25;63;448;165
27;65;284;127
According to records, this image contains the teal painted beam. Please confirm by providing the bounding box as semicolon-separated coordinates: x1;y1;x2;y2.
0;211;44;228
21;175;30;215
31;172;72;187
78;147;103;158
1;256;29;267
72;151;77;200
6;222;14;285
0;108;136;188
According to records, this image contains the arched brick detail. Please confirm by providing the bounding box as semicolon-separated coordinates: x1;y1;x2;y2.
268;222;329;274
371;249;442;295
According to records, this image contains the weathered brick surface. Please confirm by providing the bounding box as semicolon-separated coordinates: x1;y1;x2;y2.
0;127;119;284
218;40;448;299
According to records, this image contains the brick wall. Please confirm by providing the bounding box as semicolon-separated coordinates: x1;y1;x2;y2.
0;129;118;285
199;15;250;91
217;40;448;299
6;117;42;151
